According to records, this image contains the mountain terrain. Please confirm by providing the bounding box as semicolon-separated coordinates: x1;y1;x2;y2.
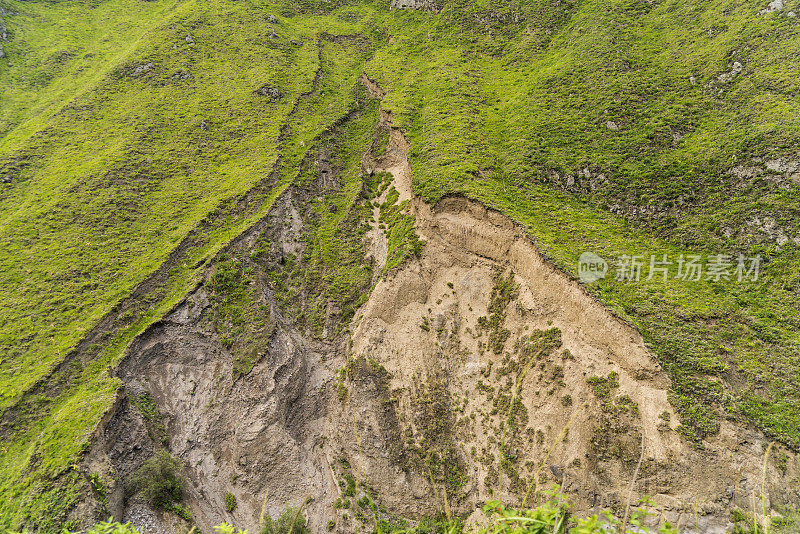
1;0;800;532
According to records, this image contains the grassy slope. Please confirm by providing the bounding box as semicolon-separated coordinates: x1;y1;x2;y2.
0;0;799;527
0;0;325;406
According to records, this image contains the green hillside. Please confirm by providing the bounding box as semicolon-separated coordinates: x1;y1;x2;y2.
0;0;799;527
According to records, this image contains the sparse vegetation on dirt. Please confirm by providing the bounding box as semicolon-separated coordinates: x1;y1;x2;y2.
130;391;169;446
477;271;519;355
206;255;275;375
378;186;424;272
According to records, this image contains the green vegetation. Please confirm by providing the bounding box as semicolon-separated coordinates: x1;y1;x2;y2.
586;372;620;400
66;520;141;534
477;271;519;354
206;255;275;375
23;490;800;534
3;487;798;534
128;450;185;511
378;186;423;272
342;473;357;498
1;0;800;527
87;472;109;516
266;95;381;339
480;495;678;534
372;124;391;158
224;492;237;513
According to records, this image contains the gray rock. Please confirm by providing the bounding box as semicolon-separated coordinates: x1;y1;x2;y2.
390;0;438;11
760;0;784;14
549;465;563;479
606;120;619;131
171;70;191;81
268;14;277;23
130;62;154;76
255;84;283;101
0;45;5;59
717;61;743;83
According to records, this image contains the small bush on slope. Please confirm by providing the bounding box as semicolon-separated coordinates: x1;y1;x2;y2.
127;450;185;510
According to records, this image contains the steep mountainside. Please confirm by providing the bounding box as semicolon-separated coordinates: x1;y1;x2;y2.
1;0;799;531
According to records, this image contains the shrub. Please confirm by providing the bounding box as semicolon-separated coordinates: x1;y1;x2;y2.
169;503;192;521
342;473;357;497
129;450;185;510
225;492;237;513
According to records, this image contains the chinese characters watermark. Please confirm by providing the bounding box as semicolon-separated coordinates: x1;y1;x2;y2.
578;252;761;284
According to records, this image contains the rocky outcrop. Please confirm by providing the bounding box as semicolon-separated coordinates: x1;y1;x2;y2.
1;16;9;59
390;0;438;12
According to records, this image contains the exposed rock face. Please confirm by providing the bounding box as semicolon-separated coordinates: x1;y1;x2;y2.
717;61;743;83
390;0;438;12
1;17;8;59
760;0;784;15
85;88;800;534
115;292;330;532
255;84;284;101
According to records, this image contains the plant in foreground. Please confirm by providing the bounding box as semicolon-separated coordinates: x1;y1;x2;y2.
481;490;680;534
